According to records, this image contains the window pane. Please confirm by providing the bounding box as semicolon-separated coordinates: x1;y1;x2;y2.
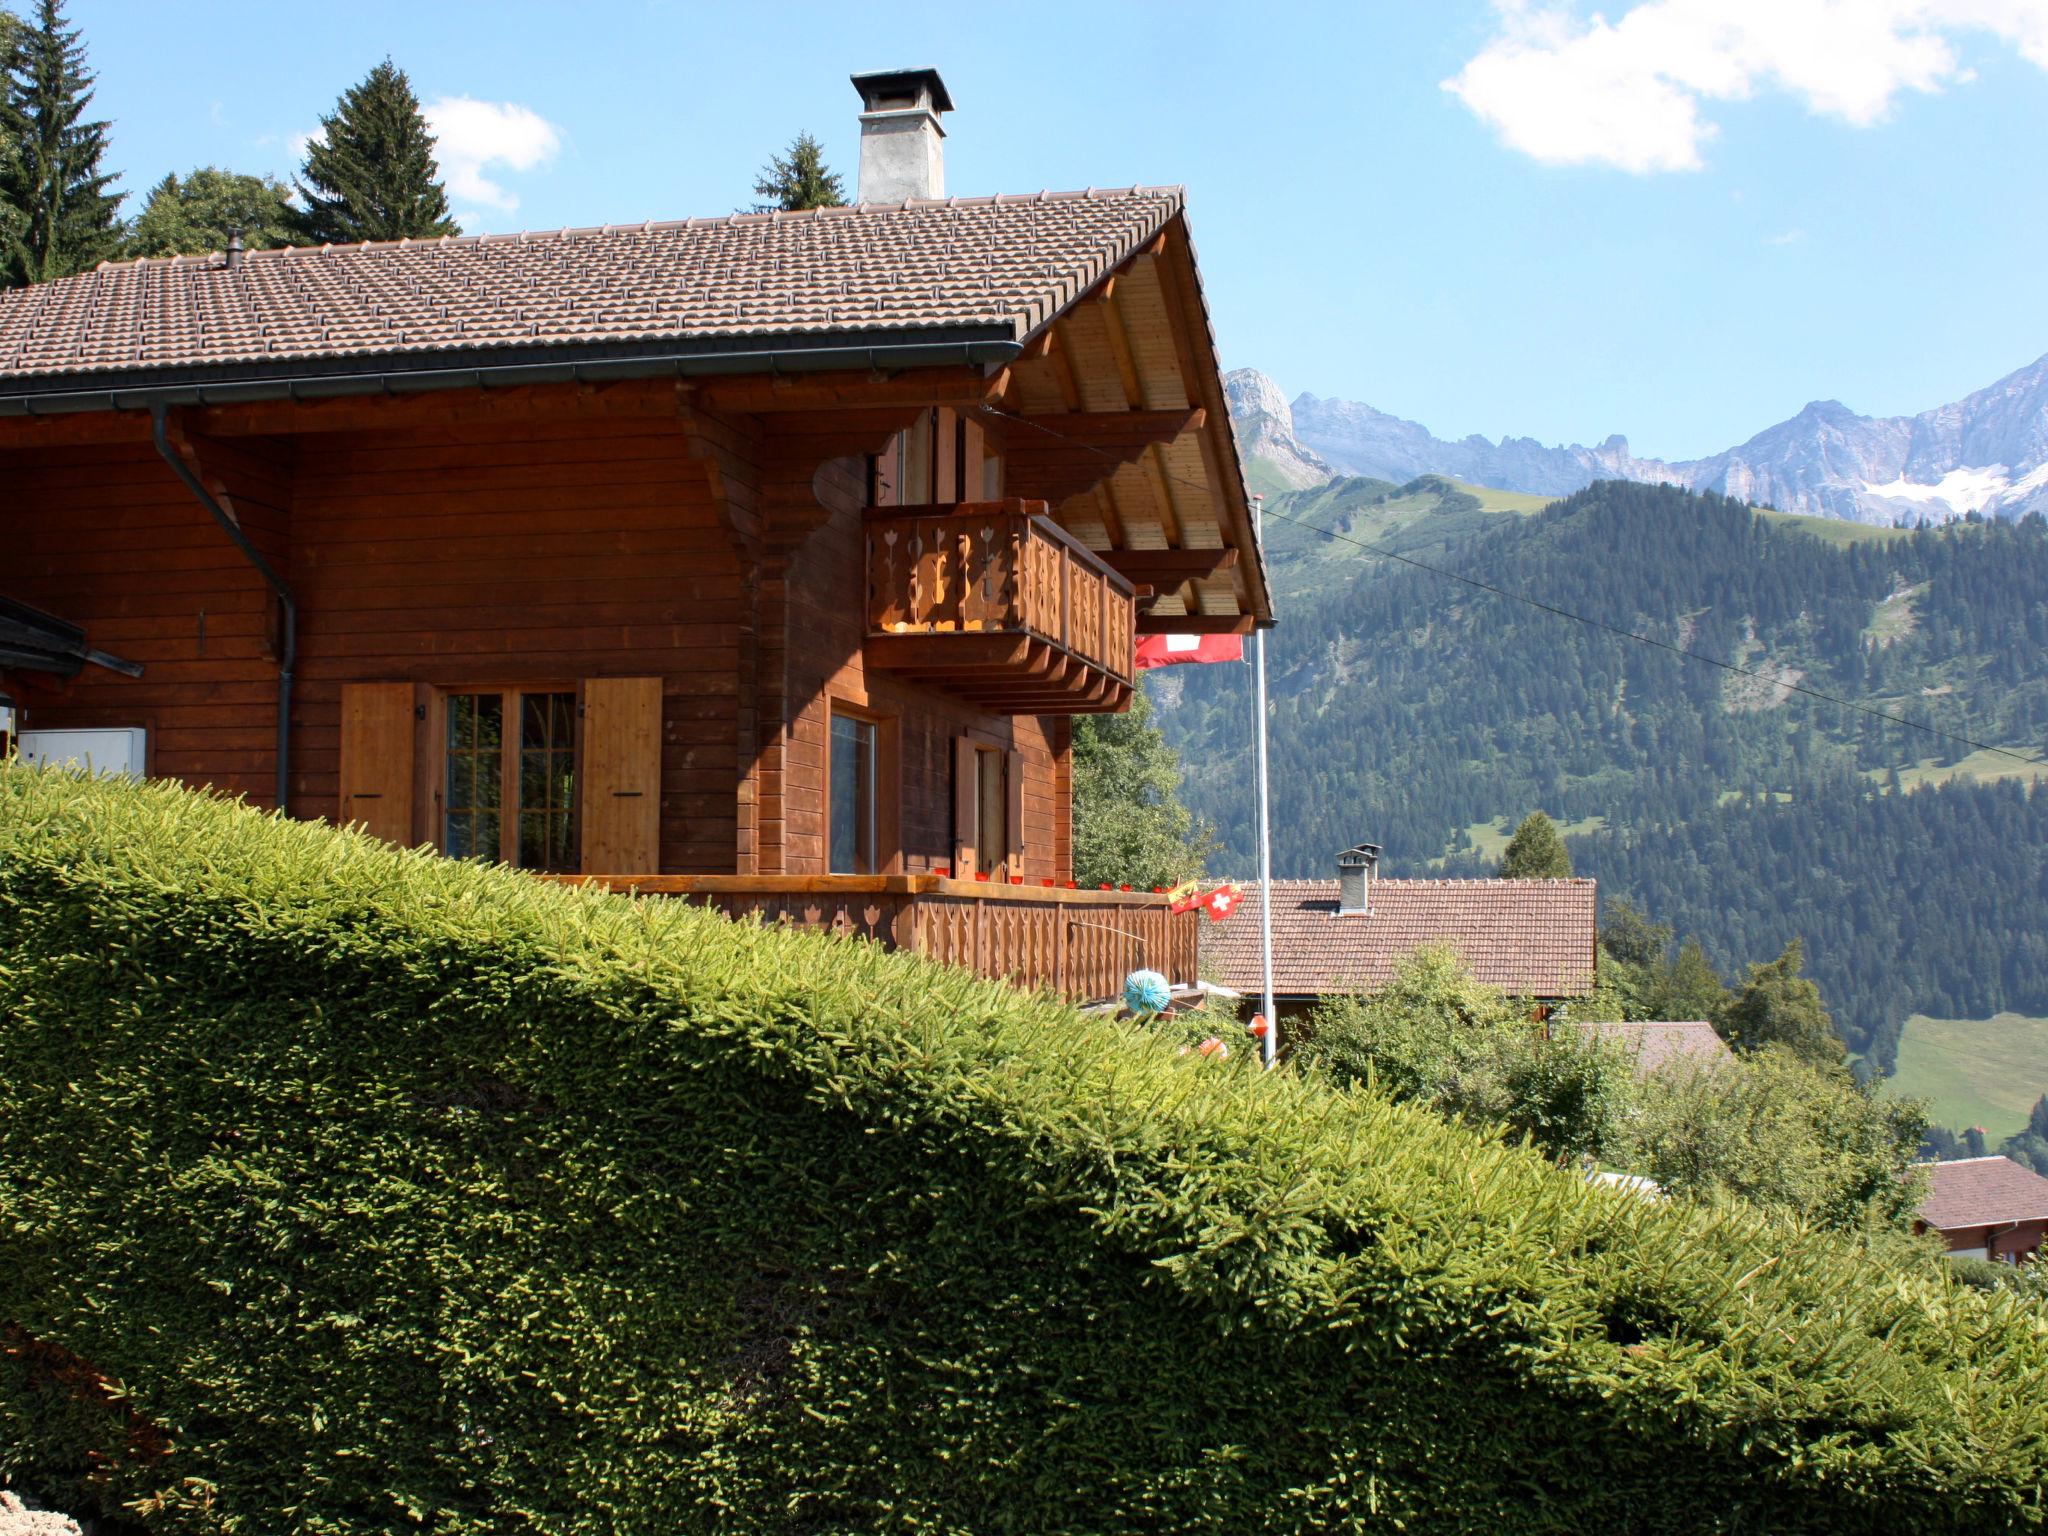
514;691;578;873
830;714;875;874
445;693;504;860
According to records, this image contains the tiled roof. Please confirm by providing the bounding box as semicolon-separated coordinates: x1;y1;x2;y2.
0;187;1184;387
1917;1156;2048;1232
1571;1021;1733;1078
1202;878;1597;999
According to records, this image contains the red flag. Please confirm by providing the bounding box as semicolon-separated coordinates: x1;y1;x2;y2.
1135;632;1245;669
1201;882;1243;922
1165;879;1201;914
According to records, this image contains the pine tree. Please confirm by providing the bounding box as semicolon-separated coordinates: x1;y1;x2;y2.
750;131;844;212
296;60;456;244
1498;811;1573;879
0;0;122;286
126;167;297;258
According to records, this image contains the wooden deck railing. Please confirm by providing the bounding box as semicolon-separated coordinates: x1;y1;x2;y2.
863;500;1137;711
557;874;1198;1004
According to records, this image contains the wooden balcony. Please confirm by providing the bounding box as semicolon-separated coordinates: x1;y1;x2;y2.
563;874;1197;1004
863;499;1137;714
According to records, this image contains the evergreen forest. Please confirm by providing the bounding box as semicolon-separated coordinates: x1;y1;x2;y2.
1155;478;2048;1070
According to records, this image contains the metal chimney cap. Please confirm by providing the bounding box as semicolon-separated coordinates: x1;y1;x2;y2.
851;68;954;114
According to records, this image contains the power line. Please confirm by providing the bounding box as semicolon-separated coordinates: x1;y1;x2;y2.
978;404;2038;769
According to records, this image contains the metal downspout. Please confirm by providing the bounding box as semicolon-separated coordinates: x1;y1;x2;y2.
150;404;297;812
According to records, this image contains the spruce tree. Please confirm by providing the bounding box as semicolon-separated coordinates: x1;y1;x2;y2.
1497;811;1573;879
750;131;845;212
0;0;122;286
296;59;456;244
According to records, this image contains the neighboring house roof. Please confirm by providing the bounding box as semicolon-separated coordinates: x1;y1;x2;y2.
1572;1021;1733;1078
0;188;1183;396
1202;878;1597;999
1917;1156;2048;1232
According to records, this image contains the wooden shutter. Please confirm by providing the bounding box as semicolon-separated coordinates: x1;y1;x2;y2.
1006;749;1027;879
338;682;415;845
953;734;980;877
581;677;662;875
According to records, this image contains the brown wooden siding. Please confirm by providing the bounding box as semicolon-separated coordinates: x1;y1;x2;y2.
1;405;1076;885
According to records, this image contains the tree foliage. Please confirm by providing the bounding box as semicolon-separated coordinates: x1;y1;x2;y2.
295;59;455;244
1720;939;1846;1067
1300;946;1924;1232
1498;810;1574;878
0;0;120;286
750;131;844;212
1998;1094;2048;1177
1070;685;1214;889
125;167;297;258
1299;947;1635;1163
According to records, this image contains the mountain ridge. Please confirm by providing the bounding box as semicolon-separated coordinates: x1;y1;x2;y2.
1233;349;2048;525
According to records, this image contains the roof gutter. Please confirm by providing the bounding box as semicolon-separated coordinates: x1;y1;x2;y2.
0;333;1024;418
150;404;297;814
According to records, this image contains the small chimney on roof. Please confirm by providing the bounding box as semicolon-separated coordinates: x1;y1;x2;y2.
1336;843;1379;916
851;67;953;203
224;228;244;270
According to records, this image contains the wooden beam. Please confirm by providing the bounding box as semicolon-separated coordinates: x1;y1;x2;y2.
1140;443;1186;548
691;366;991;413
1090;485;1126;548
1044;322;1083;411
1135;613;1255;636
1101;547;1236;584
1098;285;1145;410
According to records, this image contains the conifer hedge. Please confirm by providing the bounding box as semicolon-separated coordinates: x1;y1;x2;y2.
1;762;2044;1534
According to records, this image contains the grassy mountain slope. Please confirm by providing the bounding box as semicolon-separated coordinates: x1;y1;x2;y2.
1157;480;2048;1068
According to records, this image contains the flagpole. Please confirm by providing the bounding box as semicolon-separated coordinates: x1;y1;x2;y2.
1251;494;1277;1067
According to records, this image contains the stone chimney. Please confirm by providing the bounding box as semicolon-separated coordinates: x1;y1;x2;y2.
851;68;953;203
1336;843;1379;916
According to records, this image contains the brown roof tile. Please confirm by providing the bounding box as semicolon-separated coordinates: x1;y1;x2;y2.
1571;1021;1733;1077
0;187;1184;388
1201;878;1597;999
1917;1155;2048;1232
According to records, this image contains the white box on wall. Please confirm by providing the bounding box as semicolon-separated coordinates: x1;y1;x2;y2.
18;727;147;778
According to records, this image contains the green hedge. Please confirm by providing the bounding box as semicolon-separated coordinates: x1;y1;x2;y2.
1;762;2044;1535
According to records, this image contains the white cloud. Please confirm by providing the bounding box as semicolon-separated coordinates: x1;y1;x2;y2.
423;97;563;214
1445;0;2048;172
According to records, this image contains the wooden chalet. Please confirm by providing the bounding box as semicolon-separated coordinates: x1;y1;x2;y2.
0;70;1272;1003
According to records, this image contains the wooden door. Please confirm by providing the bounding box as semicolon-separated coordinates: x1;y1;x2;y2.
581;677;662;874
338;682;415;845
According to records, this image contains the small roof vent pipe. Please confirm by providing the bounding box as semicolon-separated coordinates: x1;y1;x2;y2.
1336;843;1379;916
851;67;953;202
224;228;244;270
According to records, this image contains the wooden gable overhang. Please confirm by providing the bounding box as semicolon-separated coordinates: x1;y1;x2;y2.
984;211;1272;637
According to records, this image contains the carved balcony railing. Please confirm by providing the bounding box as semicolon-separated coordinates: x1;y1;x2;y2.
863;499;1136;714
558;875;1199;1004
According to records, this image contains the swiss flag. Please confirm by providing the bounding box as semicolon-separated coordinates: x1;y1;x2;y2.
1135;632;1245;669
1202;882;1244;922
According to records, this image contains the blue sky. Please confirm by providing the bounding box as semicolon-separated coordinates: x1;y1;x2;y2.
71;0;2048;462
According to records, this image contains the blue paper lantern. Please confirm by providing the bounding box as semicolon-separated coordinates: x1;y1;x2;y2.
1123;968;1171;1018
